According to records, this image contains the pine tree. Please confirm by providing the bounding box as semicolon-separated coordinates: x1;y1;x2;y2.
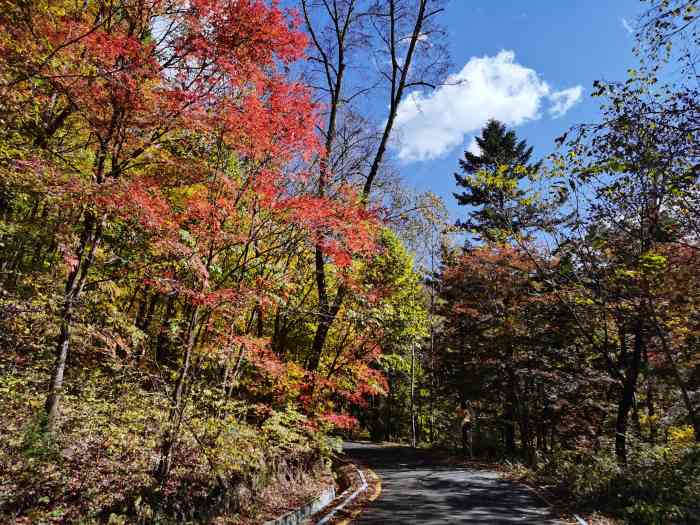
454;119;540;241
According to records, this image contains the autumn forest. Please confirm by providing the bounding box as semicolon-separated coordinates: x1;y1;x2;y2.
1;1;700;524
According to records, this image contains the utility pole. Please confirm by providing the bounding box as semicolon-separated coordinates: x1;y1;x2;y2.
410;342;417;448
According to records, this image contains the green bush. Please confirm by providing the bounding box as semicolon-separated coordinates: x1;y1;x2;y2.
527;438;700;524
0;361;335;524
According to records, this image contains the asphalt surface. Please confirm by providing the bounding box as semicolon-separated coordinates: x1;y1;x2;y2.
344;442;561;525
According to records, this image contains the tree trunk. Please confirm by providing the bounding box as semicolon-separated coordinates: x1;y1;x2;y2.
410;343;416;448
615;389;633;464
503;369;517;454
155;306;199;481
386;375;393;441
504;400;516;454
307;284;345;372
518;398;535;465
45;307;72;430
155;295;176;364
615;320;644;464
44;211;103;432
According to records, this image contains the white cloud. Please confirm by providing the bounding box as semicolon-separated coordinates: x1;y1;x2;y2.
548;86;583;118
392;50;583;162
621;17;634;35
466;137;481;156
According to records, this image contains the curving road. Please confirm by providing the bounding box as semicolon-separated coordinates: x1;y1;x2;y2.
344;442;562;525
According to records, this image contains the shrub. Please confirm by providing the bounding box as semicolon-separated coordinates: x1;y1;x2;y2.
524;438;700;524
0;357;335;524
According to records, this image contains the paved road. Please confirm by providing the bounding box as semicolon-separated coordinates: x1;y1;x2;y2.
344;442;561;525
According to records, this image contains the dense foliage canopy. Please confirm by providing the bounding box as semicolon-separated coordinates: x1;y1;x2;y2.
0;1;433;522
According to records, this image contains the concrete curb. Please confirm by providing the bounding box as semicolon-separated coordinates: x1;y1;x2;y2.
263;484;336;525
316;465;367;525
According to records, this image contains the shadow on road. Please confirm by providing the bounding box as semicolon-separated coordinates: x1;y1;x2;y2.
344;442;560;524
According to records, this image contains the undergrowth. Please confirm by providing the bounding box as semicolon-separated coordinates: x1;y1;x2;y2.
513;436;700;525
0;352;338;524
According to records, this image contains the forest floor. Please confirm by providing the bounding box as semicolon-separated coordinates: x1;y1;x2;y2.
335;441;563;525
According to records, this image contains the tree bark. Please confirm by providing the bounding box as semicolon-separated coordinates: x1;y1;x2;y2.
155;306;199;480
155;294;176;364
44;211;103;431
504;398;516;454
410;343;416;448
615;320;644;465
307;286;345;371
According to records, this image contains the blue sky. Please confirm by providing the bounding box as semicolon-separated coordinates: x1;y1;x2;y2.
392;0;647;220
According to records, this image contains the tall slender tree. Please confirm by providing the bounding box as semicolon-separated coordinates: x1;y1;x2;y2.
299;0;449;374
454;119;541;242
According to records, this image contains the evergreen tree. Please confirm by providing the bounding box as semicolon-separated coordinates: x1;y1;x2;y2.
454;119;541;241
